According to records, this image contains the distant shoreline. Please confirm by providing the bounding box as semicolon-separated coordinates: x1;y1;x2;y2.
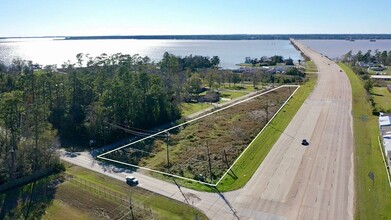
2;34;391;40
64;34;391;41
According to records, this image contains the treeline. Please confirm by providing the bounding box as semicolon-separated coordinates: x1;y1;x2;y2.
176;54;220;70
0;53;184;184
0;61;61;184
64;34;391;40
0;52;221;153
245;55;294;66
343;49;391;66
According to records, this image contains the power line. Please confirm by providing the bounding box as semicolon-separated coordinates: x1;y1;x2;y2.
104;121;167;138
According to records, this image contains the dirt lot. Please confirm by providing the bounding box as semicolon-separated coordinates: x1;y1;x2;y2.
107;87;292;183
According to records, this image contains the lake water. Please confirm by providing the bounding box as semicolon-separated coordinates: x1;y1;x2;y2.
300;40;391;59
0;38;302;69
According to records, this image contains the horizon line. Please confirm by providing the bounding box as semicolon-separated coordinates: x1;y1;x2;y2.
2;33;391;39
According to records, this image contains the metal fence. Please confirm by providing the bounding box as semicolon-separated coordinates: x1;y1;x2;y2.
68;175;155;219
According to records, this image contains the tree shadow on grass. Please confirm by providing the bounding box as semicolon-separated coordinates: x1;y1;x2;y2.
226;169;238;180
0;174;62;220
370;92;384;97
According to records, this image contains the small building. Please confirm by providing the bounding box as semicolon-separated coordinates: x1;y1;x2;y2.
379;115;391;129
371;75;391;81
379;113;391;168
385;142;391;168
381;126;391;137
356;61;374;68
369;66;385;71
383;135;391;167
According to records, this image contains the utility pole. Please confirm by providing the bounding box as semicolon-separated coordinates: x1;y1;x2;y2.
129;196;135;220
166;132;170;170
263;101;272;122
206;141;212;183
223;149;230;169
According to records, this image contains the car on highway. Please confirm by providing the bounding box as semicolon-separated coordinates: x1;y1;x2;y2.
126;175;139;185
301;139;309;146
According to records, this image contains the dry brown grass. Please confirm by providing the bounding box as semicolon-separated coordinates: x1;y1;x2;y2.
108;87;292;183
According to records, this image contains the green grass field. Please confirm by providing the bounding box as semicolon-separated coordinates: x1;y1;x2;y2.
222;83;259;92
339;63;391;220
219;90;249;100
180;102;212;117
371;87;391;113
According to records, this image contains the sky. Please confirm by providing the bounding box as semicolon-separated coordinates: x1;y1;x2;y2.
0;0;390;37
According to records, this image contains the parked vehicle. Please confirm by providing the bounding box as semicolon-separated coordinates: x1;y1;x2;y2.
302;139;309;146
126;175;139;185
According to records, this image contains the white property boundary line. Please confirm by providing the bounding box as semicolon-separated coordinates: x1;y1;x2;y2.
98;85;300;186
377;136;391;190
215;85;300;185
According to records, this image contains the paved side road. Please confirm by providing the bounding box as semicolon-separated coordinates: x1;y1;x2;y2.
62;40;354;220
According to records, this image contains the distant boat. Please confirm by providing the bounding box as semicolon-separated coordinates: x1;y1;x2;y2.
370;39;376;42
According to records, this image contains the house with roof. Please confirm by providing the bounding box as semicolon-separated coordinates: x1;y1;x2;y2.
371;75;391;81
383;135;391;167
379;114;391;130
379;113;391;167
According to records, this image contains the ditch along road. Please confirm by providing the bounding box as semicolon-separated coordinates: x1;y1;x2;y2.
61;40;354;220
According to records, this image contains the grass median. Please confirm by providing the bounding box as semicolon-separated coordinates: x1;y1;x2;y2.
339;63;391;219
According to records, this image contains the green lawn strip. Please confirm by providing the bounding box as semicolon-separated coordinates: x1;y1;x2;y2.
180;102;212;117
221;84;258;92
305;61;317;73
371;87;391;112
339;63;391;220
219;90;249;100
64;163;207;219
216;73;316;191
